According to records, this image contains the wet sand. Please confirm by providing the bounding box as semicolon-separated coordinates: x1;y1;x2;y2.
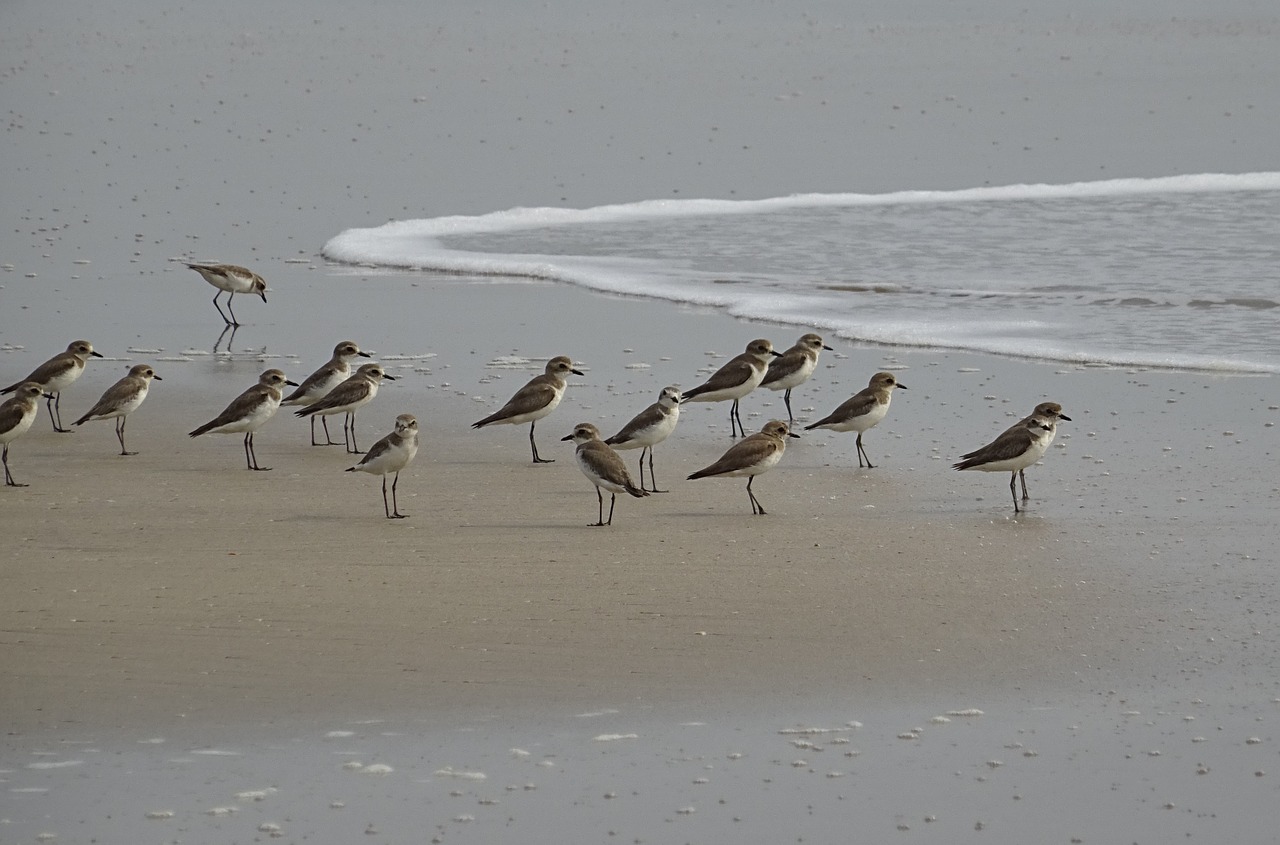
3;1;1279;841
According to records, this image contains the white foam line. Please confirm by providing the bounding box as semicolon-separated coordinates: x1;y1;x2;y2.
326;172;1280;249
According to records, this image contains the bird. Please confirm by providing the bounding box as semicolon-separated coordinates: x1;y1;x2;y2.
186;262;268;326
953;402;1071;513
604;385;681;492
188;368;297;471
346;413;419;519
293;362;395;454
71;364;161;455
562;422;650;526
281;340;373;445
1;339;104;432
681;339;781;437
687;419;798;514
472;356;583;464
0;382;52;487
803;371;907;468
759;333;833;424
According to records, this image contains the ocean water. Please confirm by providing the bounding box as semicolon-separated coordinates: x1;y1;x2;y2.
324;173;1280;374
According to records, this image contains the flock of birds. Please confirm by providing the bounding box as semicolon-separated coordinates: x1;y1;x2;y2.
0;263;1071;521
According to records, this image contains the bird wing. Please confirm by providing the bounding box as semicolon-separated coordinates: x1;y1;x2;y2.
955;425;1034;468
687;357;754;396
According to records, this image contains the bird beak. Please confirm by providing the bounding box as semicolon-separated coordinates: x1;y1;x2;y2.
898;384;909;390
1059;413;1072;422
358;351;372;357
788;432;801;438
560;433;574;441
823;344;834;351
770;350;783;357
42;392;56;400
571;368;585;376
382;374;397;381
91;351;105;358
153;375;163;381
285;379;300;387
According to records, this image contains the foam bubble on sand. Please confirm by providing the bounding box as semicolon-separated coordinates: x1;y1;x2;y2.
205;807;237;816
510;748;531;758
191;748;241;756
945;709;984;717
434;767;486;780
358;763;394;775
594;733;639;742
138;737;165;744
27;760;82;769
145;810;175;820
325;730;356;738
235;788;277;801
576;709;620;718
486;356;536;369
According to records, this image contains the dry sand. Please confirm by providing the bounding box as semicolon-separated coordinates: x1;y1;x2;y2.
3;1;1279;842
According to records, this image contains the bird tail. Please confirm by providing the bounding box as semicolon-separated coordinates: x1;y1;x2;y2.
188;422;215;438
626;484;650;498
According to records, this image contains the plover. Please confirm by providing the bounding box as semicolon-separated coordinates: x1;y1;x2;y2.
346;413;419;519
472;355;583;464
294;362;395;454
71;364;161;455
186;262;268;326
687;419;798;515
562;422;650;526
188;368;297;471
281;340;372;445
1;339;103;432
604;385;681;492
803;371;907;468
953;402;1071;513
760;333;833;424
0;382;51;487
682;339;780;437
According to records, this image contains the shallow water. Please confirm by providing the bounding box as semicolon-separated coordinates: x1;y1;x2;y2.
5;693;1276;844
325;176;1280;374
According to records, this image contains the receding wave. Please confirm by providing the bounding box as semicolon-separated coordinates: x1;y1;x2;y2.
322;173;1280;374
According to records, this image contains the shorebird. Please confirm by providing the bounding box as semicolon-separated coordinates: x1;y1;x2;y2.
604;385;681;492
188;368;297;471
472;355;583;464
759;333;833;424
953;402;1071;513
186;262;268;326
687;419;798;514
294;362;395;454
804;371;907;468
281;340;373;445
71;364;161;455
562;422;650;526
346;413;419;519
1;340;103;432
682;338;781;437
0;383;51;487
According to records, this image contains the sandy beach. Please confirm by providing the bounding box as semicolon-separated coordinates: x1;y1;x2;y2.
3;1;1279;842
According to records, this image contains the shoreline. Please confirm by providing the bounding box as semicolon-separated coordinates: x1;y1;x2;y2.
4;277;1273;739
